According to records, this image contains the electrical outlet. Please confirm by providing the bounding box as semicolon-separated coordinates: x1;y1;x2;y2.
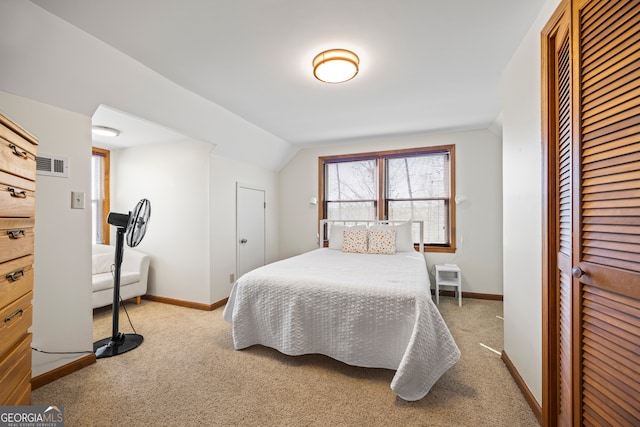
71;191;85;209
229;273;235;283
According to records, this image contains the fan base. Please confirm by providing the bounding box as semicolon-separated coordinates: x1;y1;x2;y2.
94;333;144;359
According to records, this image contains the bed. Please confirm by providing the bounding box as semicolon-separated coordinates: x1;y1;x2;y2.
223;220;460;401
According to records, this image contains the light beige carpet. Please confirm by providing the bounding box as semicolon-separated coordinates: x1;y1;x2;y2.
32;297;539;426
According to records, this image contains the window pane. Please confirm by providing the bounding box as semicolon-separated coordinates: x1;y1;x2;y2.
327;201;376;221
91;200;101;245
326;160;377;201
388;200;448;244
320;146;454;251
92;155;103;200
91;154;105;245
387;154;448;199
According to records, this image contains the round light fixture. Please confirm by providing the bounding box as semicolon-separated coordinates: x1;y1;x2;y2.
92;125;120;137
313;49;359;84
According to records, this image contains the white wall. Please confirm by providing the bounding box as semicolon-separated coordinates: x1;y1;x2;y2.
110;144;280;306
0;90;93;376
209;154;280;303
111;141;213;304
279;129;504;295
501;0;562;405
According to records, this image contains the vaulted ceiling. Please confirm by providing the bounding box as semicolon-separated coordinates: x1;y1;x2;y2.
30;0;544;148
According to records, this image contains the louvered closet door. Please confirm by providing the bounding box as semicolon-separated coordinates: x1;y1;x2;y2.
574;0;640;425
555;25;574;427
543;6;575;423
543;4;574;424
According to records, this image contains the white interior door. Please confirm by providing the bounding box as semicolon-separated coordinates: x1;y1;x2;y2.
236;183;266;279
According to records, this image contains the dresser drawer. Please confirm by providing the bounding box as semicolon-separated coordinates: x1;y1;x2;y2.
0;333;31;405
0;138;37;183
0;176;35;218
0;222;34;264
0;255;34;307
5;373;31;405
0;114;37;183
0;292;32;356
3;371;31;405
0;114;38;150
0;170;35;193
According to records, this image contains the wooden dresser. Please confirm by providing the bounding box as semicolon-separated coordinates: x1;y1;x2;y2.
0;113;37;405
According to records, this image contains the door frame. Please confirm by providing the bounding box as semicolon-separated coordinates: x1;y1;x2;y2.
541;0;571;424
235;182;266;281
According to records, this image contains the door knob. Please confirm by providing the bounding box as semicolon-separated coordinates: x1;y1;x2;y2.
571;266;584;278
240;238;248;244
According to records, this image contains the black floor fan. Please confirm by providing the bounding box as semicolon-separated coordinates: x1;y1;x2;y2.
94;198;151;359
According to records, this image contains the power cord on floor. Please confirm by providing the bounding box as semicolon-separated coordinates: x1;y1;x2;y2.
119;293;138;335
112;262;139;335
32;348;94;354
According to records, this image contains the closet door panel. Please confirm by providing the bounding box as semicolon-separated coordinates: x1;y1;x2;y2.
575;0;640;425
556;32;574;427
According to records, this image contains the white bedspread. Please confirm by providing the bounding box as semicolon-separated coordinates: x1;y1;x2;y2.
223;248;460;401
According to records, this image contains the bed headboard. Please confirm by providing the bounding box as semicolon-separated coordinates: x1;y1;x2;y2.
318;219;425;253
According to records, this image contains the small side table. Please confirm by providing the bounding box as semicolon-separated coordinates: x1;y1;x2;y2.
435;264;462;307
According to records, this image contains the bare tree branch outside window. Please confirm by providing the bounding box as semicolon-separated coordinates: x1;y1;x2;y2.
320;146;455;252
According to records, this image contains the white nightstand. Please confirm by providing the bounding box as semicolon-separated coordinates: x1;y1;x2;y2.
435;264;462;307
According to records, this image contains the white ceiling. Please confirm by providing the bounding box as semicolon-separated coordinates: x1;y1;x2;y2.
31;0;544;148
91;105;195;149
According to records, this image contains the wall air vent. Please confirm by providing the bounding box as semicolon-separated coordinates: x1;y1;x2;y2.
36;153;69;178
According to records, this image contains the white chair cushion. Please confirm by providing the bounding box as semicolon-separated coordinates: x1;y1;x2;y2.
92;271;141;292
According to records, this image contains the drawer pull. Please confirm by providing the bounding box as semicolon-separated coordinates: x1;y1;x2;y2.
8;187;27;198
4;309;23;324
9;144;28;159
7;229;25;239
6;269;25;282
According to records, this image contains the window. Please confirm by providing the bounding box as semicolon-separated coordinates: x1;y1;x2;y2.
325;158;377;220
91;148;110;244
319;145;455;252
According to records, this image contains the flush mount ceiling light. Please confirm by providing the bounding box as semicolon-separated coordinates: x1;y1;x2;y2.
313;49;359;83
92;125;120;137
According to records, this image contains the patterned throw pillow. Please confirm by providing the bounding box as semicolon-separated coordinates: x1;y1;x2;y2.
329;225;366;250
369;222;414;252
367;229;397;254
342;229;368;253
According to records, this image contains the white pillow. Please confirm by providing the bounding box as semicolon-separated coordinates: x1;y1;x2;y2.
367;229;397;254
328;224;366;250
342;229;368;254
370;222;415;252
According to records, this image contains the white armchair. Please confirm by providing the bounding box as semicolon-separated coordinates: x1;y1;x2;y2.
92;244;150;309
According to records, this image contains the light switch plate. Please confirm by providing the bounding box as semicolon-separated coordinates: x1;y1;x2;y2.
71;191;85;209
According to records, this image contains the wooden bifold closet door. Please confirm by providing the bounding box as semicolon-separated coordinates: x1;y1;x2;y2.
543;0;640;425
